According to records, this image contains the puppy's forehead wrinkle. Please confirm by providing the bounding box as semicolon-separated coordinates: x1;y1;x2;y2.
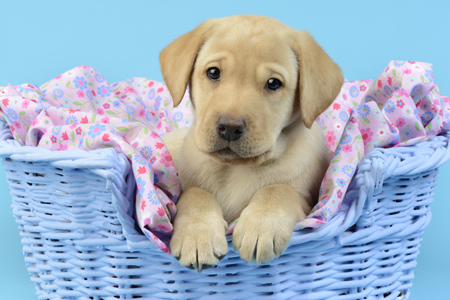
203;51;233;65
206;25;291;59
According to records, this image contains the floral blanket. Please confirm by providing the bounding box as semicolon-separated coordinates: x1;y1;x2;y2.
0;61;448;253
298;61;450;230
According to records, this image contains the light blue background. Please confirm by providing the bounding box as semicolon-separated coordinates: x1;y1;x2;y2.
1;1;449;299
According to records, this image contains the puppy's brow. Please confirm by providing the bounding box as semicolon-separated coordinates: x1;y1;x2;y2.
258;62;289;83
203;51;233;67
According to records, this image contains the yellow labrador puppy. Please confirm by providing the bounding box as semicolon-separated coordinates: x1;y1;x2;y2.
160;15;343;272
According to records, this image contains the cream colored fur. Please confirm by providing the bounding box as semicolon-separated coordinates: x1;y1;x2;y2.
159;15;343;272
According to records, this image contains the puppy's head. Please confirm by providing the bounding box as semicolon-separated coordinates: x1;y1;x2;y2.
160;15;343;165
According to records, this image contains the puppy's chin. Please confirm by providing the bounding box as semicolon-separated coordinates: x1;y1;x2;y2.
208;148;274;166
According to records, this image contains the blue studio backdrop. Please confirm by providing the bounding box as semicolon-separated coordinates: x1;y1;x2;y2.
1;1;449;299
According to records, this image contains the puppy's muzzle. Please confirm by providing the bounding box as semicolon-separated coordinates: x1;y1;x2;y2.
216;116;246;142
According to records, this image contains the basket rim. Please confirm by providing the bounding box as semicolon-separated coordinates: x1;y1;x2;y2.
287;133;450;247
1;121;449;251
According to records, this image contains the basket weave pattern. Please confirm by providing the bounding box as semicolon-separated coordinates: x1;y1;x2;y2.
1;120;449;299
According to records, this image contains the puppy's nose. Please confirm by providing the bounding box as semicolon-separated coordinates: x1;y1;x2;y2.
216;116;246;142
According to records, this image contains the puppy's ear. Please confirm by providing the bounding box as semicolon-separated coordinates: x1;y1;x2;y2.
291;31;344;128
160;20;216;107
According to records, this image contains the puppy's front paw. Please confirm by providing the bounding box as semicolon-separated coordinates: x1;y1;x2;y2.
232;209;294;264
170;216;228;272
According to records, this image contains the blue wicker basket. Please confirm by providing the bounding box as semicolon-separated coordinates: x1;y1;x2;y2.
1;120;449;300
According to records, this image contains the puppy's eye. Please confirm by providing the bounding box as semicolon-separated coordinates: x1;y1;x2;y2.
265;78;282;91
206;67;221;81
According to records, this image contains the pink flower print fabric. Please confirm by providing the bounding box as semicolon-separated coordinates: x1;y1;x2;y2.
0;66;194;253
1;61;449;254
295;60;450;230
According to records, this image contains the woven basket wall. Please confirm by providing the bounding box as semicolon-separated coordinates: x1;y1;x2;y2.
1;121;449;300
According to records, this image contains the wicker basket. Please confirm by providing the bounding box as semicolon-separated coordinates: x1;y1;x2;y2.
1;120;449;300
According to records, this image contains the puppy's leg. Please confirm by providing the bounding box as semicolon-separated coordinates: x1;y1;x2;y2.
170;187;229;272
232;184;310;264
